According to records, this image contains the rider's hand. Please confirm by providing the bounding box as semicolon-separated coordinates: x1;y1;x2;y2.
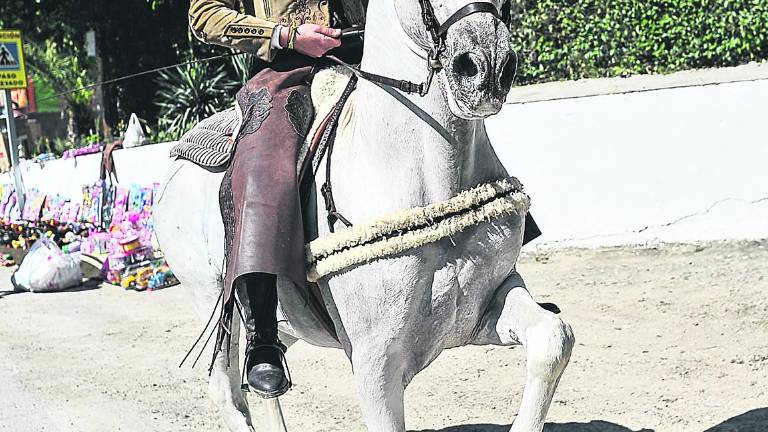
280;24;341;58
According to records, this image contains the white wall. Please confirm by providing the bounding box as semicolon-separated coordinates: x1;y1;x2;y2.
16;142;176;201
488;63;768;247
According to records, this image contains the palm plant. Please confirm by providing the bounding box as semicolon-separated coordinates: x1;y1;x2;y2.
155;61;238;140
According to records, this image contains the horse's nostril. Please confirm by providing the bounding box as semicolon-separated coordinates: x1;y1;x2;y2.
499;54;517;89
454;52;480;78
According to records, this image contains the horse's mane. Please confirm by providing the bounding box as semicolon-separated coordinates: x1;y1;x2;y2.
338;0;368;26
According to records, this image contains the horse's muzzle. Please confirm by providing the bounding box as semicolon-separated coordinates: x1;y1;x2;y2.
441;14;513;119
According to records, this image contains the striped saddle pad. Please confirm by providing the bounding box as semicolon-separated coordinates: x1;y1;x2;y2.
170;108;240;168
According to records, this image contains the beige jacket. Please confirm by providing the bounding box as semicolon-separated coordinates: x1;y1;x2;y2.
189;0;331;62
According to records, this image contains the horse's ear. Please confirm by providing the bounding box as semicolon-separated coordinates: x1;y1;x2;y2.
501;0;512;27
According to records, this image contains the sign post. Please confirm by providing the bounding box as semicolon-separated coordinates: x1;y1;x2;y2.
0;29;27;210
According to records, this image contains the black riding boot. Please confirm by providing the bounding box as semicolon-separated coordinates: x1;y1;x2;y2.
235;273;291;398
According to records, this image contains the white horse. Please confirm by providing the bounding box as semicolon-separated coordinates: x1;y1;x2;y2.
153;0;574;431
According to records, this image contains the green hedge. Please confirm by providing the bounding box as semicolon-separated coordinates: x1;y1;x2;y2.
508;0;768;85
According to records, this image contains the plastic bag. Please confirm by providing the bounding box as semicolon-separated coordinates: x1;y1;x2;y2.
123;113;148;148
12;238;82;293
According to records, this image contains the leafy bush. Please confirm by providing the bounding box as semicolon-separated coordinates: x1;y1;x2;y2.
25;41;94;137
508;0;768;84
154;62;238;140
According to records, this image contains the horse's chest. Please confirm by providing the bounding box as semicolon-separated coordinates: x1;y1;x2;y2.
420;216;523;344
327;214;523;350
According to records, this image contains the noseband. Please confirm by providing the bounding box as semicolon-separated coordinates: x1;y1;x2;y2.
330;1;508;96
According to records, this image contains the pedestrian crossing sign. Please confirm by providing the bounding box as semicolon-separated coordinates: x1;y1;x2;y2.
0;30;27;90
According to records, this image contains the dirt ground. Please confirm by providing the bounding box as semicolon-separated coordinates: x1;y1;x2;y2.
1;241;766;432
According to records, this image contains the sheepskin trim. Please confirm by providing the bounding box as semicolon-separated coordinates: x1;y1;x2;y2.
306;178;529;282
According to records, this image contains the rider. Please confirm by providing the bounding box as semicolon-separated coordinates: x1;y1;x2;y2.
188;0;364;398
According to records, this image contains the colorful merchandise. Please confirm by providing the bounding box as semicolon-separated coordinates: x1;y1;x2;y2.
22;190;46;221
62;143;102;159
0;178;178;293
80;184;103;225
41;195;67;222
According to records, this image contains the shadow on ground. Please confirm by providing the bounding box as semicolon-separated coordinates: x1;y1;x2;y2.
704;408;768;432
414;421;653;432
414;409;768;432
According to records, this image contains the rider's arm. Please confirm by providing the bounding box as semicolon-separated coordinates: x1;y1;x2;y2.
189;0;279;61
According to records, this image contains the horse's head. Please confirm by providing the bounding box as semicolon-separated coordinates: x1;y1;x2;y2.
394;0;514;119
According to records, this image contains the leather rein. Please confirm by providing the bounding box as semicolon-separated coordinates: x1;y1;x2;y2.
332;1;507;97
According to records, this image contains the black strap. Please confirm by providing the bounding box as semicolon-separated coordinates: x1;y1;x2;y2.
355;68;425;94
319;75;359;233
327;55;427;95
438;2;502;37
417;0;442;48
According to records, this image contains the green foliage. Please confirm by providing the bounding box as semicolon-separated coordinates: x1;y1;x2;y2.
51;138;77;156
0;0;191;129
508;0;768;84
24;40;95;137
154;62;239;140
25;41;93;105
33;76;60;113
230;52;257;86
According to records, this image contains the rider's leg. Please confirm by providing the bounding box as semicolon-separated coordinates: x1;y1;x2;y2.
219;60;316;399
235;272;291;398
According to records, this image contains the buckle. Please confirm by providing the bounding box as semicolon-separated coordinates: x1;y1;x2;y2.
398;80;415;93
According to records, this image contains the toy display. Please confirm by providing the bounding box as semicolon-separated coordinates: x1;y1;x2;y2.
0;179;179;292
21;190;46;221
80;183;103;225
1;253;15;266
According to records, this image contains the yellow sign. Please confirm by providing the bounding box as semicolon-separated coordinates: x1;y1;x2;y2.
0;30;27;90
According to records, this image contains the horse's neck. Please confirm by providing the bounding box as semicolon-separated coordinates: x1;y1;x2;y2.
336;2;505;209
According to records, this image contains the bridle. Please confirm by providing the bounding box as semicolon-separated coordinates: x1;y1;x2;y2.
330;0;509;97
416;0;504;93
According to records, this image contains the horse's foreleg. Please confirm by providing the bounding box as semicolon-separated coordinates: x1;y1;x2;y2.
472;272;574;432
349;344;407;432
